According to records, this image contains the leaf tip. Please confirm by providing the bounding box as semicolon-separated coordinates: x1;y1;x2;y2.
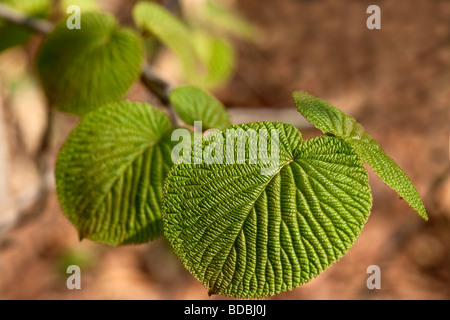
207;289;217;297
419;209;429;222
291;90;312;101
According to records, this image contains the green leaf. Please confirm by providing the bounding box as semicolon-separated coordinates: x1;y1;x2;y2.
133;2;198;72
292;91;427;220
203;0;257;40
60;0;100;14
37;12;143;116
132;2;233;89
182;0;256;41
56;101;173;245
163;122;372;298
188;32;234;88
0;0;50;52
169;85;232;130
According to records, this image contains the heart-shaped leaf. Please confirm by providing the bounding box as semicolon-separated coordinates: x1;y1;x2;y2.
163;122;372;298
37;12;143;115
169;85;232;130
56;101;173;245
292;91;427;220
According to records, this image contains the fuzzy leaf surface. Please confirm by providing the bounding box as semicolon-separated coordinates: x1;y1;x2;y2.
56;101;173;245
37;12;143;115
163;122;372;298
292;91;427;220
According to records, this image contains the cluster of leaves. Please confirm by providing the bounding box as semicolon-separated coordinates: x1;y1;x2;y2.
162;92;427;297
1;0;240;115
0;0;427;299
55;89;426;298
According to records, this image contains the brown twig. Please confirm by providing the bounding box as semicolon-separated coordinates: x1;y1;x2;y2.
0;3;52;34
140;64;178;126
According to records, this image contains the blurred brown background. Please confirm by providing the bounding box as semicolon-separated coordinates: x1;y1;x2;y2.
0;0;449;299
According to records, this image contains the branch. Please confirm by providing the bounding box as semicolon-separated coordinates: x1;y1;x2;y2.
0;3;52;34
140;64;171;105
140;64;178;126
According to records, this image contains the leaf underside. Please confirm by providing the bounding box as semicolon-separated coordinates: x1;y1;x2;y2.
188;32;234;88
163;122;372;298
133;2;233;88
292;91;427;220
56;101;173;245
37;12;143;116
169;85;232;130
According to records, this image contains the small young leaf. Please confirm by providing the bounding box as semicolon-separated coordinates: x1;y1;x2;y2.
188;32;234;88
56;101;173;245
163;122;372;298
203;0;257;40
292;91;427;220
37;12;143;115
60;0;99;14
169;85;232;130
133;2;234;89
133;2;198;74
0;0;50;52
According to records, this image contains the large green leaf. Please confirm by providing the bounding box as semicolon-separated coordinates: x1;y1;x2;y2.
163;122;372;298
56;101;173;245
0;0;50;52
292;91;427;220
37;12;143;115
169;85;232;130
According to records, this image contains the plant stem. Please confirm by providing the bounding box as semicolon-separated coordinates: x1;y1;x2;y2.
140;64;178;126
0;3;52;34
